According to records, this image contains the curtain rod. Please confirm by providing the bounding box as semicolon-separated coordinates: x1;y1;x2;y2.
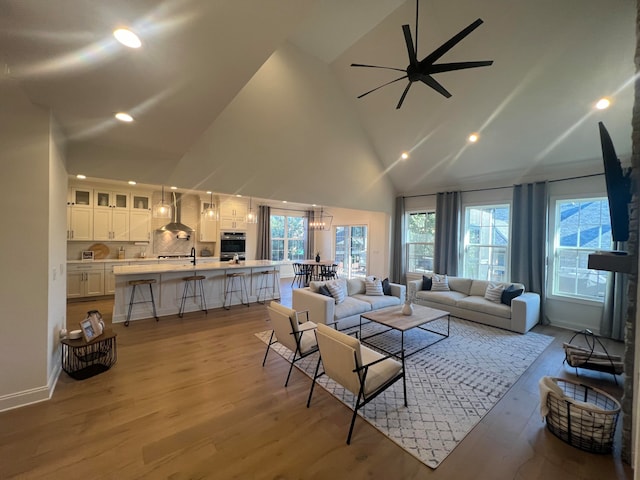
401;172;604;199
267;205;312;214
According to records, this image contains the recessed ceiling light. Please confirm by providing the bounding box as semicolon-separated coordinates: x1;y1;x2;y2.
128;181;136;185
76;174;86;179
206;191;212;194
312;204;317;207
401;152;409;160
115;112;134;122
282;200;288;203
468;133;479;143
596;98;611;110
236;194;242;197
170;186;177;190
113;28;142;48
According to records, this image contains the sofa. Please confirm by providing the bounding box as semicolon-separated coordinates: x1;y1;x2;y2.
407;275;540;334
292;277;406;330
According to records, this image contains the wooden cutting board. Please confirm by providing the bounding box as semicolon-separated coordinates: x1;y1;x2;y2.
88;243;110;259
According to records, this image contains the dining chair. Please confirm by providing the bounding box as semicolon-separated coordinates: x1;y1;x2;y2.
291;263;307;287
307;323;407;444
320;263;338;280
262;302;318;386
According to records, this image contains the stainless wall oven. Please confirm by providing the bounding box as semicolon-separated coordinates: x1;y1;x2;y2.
220;232;246;261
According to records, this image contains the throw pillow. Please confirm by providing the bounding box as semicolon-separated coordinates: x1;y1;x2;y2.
326;279;346;304
318;284;333;298
484;283;505;303
365;277;384;296
381;277;392;296
501;284;524;306
422;275;432;291
431;274;450;292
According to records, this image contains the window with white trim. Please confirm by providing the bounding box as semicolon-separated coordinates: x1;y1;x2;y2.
462;204;510;282
270;214;306;261
551;197;611;301
406;211;435;274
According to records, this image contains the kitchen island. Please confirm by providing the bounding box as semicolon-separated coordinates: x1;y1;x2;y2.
112;260;283;323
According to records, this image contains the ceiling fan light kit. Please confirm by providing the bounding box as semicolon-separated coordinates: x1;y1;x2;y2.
352;0;493;109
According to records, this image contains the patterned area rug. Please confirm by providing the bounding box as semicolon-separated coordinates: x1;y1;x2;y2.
256;317;553;468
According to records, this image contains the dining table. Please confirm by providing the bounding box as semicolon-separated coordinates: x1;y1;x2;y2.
298;259;337;283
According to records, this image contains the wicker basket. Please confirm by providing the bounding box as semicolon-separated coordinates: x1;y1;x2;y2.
545;377;621;454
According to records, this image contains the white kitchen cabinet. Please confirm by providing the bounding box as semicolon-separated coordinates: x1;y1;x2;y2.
94;208;130;241
94;189;129;209
131;193;151;211
219;198;247;231
68;187;93;207
67;205;93;241
130;209;151;241
200;200;218;242
67;263;105;298
104;262;121;295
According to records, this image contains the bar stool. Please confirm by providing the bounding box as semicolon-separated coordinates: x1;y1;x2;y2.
178;275;208;318
224;272;249;310
257;269;281;304
126;279;158;327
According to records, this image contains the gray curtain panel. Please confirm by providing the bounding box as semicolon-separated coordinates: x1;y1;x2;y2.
306;210;315;259
434;191;460;275
600;241;628;340
392;196;406;284
256;205;271;259
511;182;548;324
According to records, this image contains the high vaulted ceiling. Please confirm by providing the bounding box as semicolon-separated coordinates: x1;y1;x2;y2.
1;0;635;210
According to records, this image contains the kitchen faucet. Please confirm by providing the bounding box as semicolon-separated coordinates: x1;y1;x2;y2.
190;247;196;266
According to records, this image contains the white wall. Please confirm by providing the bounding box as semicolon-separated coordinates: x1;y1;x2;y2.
172;41;397;215
0;78;55;410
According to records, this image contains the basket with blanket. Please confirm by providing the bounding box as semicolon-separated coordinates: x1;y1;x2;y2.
539;376;621;454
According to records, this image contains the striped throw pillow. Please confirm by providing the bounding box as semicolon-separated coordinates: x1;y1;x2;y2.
484;283;505;303
365;278;384;296
326;280;346;304
431;274;450;292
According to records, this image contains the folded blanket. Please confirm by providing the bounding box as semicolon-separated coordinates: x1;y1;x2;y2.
538;376;564;418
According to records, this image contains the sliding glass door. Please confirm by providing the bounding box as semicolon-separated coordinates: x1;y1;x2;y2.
335;225;368;278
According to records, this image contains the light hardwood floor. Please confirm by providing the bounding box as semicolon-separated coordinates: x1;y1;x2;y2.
0;280;632;479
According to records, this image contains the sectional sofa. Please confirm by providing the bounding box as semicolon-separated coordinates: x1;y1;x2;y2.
407;275;540;333
292;277;406;330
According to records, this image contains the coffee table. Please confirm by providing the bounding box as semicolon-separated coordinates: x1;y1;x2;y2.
359;304;450;359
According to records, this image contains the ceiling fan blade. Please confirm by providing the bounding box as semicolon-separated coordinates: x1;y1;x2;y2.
421;18;485;65
351;63;407;73
357;75;408;99
419;75;452;98
402;25;418;65
427;60;494;74
396;83;412;109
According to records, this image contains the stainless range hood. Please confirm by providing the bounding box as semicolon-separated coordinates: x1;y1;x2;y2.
157;192;195;233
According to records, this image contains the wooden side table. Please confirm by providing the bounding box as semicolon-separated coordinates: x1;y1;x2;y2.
61;329;117;380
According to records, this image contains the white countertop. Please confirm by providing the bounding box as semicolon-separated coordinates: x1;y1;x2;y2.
68;257;219;264
113;260;283;275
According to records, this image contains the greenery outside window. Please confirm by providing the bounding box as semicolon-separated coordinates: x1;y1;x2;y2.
462;204;510;282
406;211;435;274
270;214;306;261
550;197;610;301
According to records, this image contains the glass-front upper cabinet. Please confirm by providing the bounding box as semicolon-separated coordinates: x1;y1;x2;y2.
94;189;129;209
68;187;93;207
131;194;151;211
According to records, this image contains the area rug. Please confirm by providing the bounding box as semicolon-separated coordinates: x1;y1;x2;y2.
256;317;553;468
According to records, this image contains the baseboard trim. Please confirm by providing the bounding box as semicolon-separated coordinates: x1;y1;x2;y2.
0;362;61;413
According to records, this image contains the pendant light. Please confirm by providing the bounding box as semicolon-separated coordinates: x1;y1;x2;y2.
310;206;333;231
204;191;217;220
245;197;257;224
153;185;172;218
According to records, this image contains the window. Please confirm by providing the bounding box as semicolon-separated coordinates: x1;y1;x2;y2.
270;214;307;261
406;211;435;273
335;225;368;278
551;197;610;301
462;204;510;282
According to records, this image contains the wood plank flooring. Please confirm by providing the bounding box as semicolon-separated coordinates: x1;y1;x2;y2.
0;281;632;479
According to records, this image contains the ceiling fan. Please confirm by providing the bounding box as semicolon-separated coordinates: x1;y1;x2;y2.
351;0;493;109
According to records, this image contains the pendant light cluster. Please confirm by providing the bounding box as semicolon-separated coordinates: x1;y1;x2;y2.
310;207;333;231
153;185;172;219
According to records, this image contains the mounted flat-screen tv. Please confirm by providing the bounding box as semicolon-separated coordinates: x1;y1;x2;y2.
598;121;631;243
